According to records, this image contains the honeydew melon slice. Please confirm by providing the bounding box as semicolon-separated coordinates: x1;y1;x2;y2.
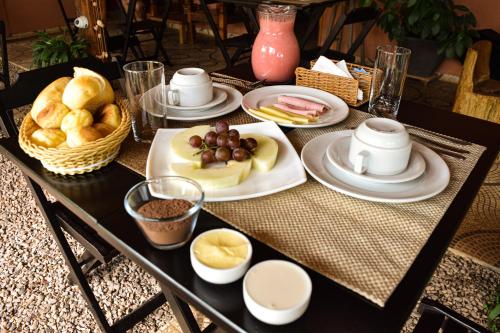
241;134;278;172
170;125;211;167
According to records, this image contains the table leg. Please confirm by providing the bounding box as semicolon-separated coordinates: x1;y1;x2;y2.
199;0;232;67
160;284;202;333
122;0;137;62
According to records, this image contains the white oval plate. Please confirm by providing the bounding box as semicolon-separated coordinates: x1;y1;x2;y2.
166;83;242;121
146;122;307;201
241;85;349;128
326;135;426;184
157;85;228;112
301;130;450;203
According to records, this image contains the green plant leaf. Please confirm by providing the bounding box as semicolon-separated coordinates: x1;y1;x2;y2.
489;303;500;322
431;23;440;36
408;0;417;7
408;11;419;25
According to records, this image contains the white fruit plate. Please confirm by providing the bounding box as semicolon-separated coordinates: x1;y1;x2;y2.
146;122;307;202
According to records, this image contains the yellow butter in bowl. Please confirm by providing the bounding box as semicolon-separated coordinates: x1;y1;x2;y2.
190;228;252;284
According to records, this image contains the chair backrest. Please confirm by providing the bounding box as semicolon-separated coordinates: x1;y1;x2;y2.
471;40;492;84
0;20;9;88
317;6;381;59
0;57;122;138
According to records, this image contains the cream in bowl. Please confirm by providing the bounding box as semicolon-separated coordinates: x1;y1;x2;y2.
243;260;312;325
190;228;252;284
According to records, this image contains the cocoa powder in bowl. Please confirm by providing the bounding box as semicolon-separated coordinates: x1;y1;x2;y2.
137;199;194;246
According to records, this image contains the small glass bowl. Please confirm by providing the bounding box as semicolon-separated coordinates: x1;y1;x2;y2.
124;176;204;250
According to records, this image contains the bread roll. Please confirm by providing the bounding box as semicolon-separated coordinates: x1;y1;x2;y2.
96;104;121;129
34;102;70;129
66;126;103;147
30;77;71;128
30;128;66;148
93;123;115;137
61;109;94;133
62;67;115;112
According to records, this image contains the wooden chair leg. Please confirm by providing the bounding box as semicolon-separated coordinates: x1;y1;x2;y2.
217;3;227;40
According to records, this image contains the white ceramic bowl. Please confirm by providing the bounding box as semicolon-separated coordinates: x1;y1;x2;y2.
171;67;211;86
355;118;410;149
190;228;252;284
243;260;312;325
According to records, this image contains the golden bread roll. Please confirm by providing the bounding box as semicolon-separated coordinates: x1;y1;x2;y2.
96;104;121;129
93;123;115;137
30;77;71;128
34;102;70;129
61;109;94;133
66;126;103;148
30;128;66;148
62;67;115;112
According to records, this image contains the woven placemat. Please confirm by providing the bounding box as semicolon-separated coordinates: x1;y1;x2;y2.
116;108;485;306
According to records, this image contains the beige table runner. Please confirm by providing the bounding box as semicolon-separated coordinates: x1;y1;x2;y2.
117;109;485;306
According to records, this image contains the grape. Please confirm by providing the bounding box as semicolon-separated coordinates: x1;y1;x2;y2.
245;138;258;151
201;150;215;165
232;148;249;162
216;133;229;148
215;120;229;134
239;138;247;149
227;136;240;149
215;147;231;162
189;135;202;148
227;129;240;140
204;131;218;146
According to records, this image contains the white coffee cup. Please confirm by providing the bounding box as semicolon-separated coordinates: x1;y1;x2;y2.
167;68;213;107
348;118;412;176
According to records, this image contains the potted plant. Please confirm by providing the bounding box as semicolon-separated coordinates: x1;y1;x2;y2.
362;0;477;76
32;32;89;68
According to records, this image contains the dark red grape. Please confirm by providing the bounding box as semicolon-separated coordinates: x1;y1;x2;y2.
215;147;231;162
227;136;240;149
189;135;202;148
215;120;229;134
204;131;218;146
245;138;258;151
227;129;240;139
216;133;228;148
239;138;247;149
201;150;215;165
232;148;249;162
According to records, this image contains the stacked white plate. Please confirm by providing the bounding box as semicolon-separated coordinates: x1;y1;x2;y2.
301;130;451;203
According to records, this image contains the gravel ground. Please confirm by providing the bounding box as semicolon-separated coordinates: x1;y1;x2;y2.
1;150;499;332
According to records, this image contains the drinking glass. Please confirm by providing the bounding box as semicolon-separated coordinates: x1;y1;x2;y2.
123;61;166;143
368;45;411;119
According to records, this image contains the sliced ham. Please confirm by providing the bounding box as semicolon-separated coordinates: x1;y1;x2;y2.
277;95;328;113
273;103;318;117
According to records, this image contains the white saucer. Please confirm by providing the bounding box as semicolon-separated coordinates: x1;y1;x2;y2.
156;85;228;112
301;130;450;203
241;85;349;128
326;135;426;184
166;83;242;121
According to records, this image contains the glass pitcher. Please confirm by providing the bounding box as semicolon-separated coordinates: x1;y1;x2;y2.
251;5;300;83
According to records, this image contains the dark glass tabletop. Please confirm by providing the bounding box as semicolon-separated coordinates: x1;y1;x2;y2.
1;60;499;333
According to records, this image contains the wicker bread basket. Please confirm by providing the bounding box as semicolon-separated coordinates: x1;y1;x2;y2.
295;60;374;107
19;98;131;175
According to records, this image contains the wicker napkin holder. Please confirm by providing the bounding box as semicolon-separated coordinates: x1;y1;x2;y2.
295;60;374;107
19;98;131;175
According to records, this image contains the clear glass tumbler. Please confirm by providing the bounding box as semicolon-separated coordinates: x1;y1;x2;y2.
124;176;204;250
123;61;166;143
368;46;411;119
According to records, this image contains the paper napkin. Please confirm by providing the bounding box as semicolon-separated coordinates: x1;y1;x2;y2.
311;56;363;100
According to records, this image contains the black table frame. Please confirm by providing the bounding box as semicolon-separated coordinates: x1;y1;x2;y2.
199;0;346;66
1;59;499;333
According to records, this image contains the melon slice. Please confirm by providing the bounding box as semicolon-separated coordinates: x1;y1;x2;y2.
170;125;211;167
170;159;252;190
241;134;279;172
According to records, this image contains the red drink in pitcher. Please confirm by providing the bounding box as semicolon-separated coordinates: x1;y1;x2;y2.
251;5;300;83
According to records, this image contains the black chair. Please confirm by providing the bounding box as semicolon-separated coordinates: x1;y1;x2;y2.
118;0;172;64
302;6;381;64
413;298;492;333
0;20;9;88
0;57;165;332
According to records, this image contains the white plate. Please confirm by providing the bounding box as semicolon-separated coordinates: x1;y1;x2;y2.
146;122;307;201
241;85;349;128
301;130;450;203
158;85;228;112
326;135;426;184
